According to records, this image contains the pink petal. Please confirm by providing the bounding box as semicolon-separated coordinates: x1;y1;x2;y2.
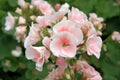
42;37;51;48
86;35;102;59
25;46;40;60
56;57;67;68
18;0;28;8
50;32;77;58
68;7;87;23
36;56;44;71
24;23;40;48
5;12;15;31
39;1;54;15
53;20;83;44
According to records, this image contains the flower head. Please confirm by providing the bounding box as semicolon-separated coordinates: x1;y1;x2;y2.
50;32;77;58
68;7;87;23
53;20;83;44
25;46;50;71
86;35;102;59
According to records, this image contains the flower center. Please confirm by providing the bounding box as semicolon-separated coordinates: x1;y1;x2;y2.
62;43;70;47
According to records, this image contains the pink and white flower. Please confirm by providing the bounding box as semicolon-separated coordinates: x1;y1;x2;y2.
86;35;102;59
76;61;102;80
50;3;69;22
24;23;40;48
36;16;52;27
5;12;15;31
39;1;54;15
53;20;83;44
68;7;87;24
78;21;96;37
18;0;28;8
32;0;54;15
50;32;77;58
89;13;104;26
36;3;70;27
25;46;50;71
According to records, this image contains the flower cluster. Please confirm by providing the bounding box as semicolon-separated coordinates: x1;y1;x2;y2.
5;0;105;79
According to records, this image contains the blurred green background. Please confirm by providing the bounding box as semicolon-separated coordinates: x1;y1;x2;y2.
0;0;120;80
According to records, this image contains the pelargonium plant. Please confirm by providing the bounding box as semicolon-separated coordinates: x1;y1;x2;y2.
5;0;105;80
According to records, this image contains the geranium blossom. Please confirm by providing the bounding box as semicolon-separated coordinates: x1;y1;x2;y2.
24;23;40;48
31;0;54;15
68;7;87;23
81;21;96;37
74;61;102;80
86;35;102;59
50;32;77;58
5;0;104;79
25;46;50;71
53;20;83;44
89;13;104;26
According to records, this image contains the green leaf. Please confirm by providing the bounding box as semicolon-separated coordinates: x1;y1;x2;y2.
8;0;17;7
95;0;120;18
103;75;117;80
105;37;120;63
0;35;17;59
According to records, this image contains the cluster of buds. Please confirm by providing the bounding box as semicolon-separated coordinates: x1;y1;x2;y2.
5;0;105;80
